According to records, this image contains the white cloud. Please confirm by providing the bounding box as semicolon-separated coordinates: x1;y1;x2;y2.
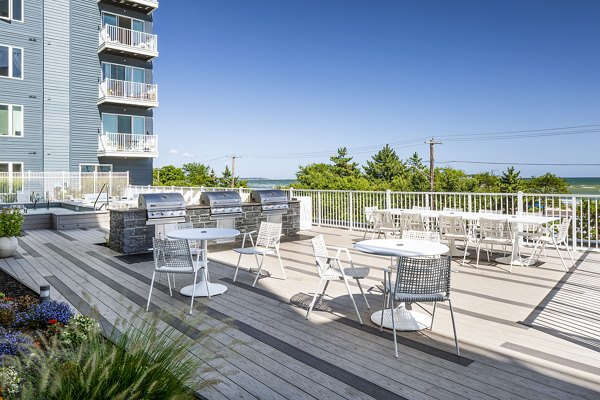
168;149;178;155
182;152;194;158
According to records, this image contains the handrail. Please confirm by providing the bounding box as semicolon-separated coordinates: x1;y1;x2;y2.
99;25;158;53
94;183;109;211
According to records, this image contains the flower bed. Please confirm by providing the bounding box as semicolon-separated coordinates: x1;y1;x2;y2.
0;269;204;399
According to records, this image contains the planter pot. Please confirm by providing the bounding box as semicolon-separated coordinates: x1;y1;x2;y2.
0;237;18;258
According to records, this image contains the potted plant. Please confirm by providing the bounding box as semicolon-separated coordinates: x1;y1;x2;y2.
0;208;24;258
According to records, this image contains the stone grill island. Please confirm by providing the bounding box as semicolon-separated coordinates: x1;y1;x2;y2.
109;198;301;255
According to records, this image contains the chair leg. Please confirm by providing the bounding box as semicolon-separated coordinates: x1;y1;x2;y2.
146;271;156;311
430;301;437;331
252;255;266;287
342;277;363;325
167;273;173;297
190;270;197;315
390;297;398;358
276;248;286;280
475;243;481;268
319;280;330;303
233;253;243;282
356;279;370;309
553;241;569;271
380;288;387;333
306;279;324;320
447;299;460;357
203;265;211;299
562;241;576;269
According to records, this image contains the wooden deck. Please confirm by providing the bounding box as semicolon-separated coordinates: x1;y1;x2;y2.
1;226;599;400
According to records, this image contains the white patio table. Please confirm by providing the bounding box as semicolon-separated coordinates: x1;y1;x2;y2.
386;209;559;266
167;228;239;297
354;238;449;331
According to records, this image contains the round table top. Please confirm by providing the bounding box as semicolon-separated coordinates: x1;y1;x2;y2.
354;239;449;257
166;228;240;241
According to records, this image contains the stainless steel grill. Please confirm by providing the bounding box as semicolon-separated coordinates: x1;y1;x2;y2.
250;189;289;214
138;192;187;225
200;191;243;219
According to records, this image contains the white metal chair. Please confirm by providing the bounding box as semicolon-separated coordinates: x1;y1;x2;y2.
438;215;473;265
371;210;398;239
233;222;286;287
383;256;459;357
363;206;379;239
531;217;575;271
306;235;370;324
147;238;201;314
401;229;441;243
398;211;426;232
475;218;514;269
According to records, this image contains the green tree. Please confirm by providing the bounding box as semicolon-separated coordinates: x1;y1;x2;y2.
525;173;569;194
363;144;405;182
435;168;477;192
405;152;430;191
472;172;501;192
182;162;217;186
500;167;523;193
153;165;186;186
217;166;247;188
330;147;361;177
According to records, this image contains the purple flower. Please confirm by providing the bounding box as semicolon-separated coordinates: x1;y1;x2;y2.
0;327;30;358
15;300;74;329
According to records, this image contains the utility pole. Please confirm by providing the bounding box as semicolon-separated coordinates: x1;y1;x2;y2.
425;138;442;192
231;155;236;188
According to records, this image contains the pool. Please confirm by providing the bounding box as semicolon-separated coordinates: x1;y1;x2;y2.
20;203;109;231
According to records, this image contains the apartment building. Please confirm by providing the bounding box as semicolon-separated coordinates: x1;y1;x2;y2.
0;0;159;185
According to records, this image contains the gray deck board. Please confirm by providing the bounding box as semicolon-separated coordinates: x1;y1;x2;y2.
1;227;598;400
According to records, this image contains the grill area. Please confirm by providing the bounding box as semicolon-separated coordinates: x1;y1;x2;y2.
200;191;243;219
138;192;186;225
250;189;289;214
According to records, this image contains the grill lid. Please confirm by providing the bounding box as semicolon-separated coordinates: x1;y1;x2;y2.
200;191;242;206
138;192;186;209
250;189;288;204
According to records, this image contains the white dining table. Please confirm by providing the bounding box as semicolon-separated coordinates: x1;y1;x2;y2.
354;238;449;331
167;228;239;297
386;209;560;266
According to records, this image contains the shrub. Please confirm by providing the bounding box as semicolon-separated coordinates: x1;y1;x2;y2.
59;315;99;347
0;365;21;398
0;328;30;358
15;301;73;330
14;295;39;313
0;208;24;238
18;317;204;399
0;303;15;327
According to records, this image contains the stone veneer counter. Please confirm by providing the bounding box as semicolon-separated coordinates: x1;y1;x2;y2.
109;201;300;255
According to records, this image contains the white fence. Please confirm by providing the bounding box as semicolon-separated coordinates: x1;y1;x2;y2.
98;132;158;154
128;185;600;251
99;79;158;103
0;172;130;203
99;25;158;53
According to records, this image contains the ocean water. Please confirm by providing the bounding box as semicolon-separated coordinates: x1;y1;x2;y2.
244;179;296;188
564;177;600;195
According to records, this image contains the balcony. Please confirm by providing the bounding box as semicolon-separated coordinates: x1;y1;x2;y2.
99;25;158;61
98;132;158;158
98;79;158;108
96;0;158;14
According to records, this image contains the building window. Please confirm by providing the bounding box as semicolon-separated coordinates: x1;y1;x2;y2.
101;62;144;83
0;162;23;198
0;45;23;79
0;0;23;22
102;113;145;135
102;12;145;32
0;104;23;137
80;164;112;173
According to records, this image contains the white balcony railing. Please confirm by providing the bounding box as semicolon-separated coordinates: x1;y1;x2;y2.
98;132;158;157
98;79;158;107
99;25;158;59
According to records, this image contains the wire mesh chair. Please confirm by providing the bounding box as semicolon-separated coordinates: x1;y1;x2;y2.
306;235;370;324
439;215;473;265
531;217;575;271
147;238;201;314
363;206;379;239
476;218;514;269
233;222;286;287
383;256;459;357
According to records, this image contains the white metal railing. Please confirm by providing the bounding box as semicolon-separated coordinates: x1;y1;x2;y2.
98;132;158;154
0;172;129;204
99;79;158;104
127;185;600;251
99;25;158;54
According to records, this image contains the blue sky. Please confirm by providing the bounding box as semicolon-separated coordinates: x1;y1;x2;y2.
153;0;600;179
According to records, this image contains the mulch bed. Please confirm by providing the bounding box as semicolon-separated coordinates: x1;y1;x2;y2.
0;269;38;299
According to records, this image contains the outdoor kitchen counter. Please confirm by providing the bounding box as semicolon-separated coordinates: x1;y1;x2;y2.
109;200;300;255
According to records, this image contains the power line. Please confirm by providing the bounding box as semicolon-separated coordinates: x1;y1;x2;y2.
437;160;600;166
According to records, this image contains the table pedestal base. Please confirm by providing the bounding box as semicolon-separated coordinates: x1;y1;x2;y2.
495;255;532;267
371;305;431;331
180;282;227;297
446;239;469;257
